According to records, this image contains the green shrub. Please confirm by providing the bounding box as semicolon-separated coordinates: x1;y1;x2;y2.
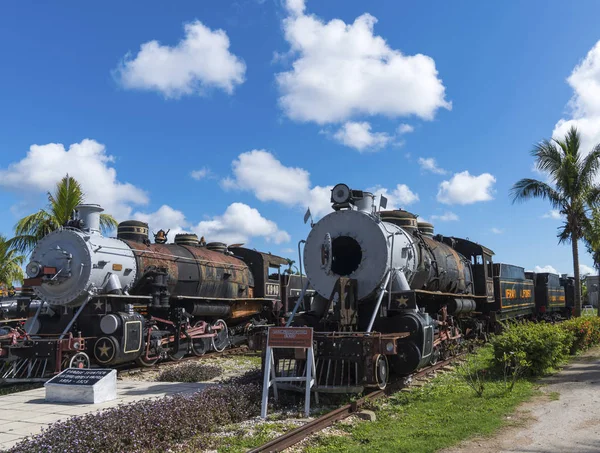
491;321;572;376
561;316;600;353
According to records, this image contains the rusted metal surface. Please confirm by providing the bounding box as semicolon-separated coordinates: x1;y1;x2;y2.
421;235;471;293
125;241;254;299
248;355;463;453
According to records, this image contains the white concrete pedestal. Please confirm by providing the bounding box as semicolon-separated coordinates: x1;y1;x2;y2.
44;368;117;404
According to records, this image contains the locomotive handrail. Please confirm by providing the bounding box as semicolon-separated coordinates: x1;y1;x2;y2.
298;239;306;291
366;269;392;333
285;279;311;327
58;298;90;340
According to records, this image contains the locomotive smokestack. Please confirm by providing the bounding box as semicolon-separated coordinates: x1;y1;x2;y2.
76;204;103;234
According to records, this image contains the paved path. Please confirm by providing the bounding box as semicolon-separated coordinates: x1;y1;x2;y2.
0;380;211;451
441;348;600;453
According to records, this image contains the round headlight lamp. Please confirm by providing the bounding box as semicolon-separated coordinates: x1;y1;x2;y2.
332;183;351;204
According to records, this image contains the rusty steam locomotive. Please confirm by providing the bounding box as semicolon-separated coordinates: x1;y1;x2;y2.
270;183;574;393
0;204;295;380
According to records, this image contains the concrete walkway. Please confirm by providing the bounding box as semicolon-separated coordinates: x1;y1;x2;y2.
441;348;600;453
0;380;211;451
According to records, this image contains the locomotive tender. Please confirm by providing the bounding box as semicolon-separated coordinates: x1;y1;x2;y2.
0;204;289;380
276;183;573;393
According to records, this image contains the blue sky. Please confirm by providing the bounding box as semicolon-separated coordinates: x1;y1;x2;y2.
1;0;600;276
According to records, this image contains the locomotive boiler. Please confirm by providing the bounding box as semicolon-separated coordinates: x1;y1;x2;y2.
0;204;288;379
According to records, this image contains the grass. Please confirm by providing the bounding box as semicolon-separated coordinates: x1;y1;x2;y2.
184;421;302;453
548;391;560;401
304;346;536;453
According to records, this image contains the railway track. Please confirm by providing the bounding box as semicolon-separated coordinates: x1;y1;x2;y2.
248;355;463;453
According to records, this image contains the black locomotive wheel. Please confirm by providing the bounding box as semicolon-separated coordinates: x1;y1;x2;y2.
168;340;189;361
192;337;210;356
430;347;440;366
191;321;210;356
211;319;229;353
137;326;160;366
374;354;389;390
136;355;159;367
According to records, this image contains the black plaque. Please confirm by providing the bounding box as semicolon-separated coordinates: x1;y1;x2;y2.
46;368;113;386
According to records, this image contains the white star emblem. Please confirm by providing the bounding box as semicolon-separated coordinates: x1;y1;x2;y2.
19;303;27;312
397;296;409;307
94;300;103;311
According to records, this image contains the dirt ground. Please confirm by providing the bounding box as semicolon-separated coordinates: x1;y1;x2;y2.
440;348;600;453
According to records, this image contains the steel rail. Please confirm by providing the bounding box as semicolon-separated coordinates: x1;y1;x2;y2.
248;356;462;453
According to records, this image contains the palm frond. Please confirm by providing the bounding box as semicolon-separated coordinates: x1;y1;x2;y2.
48;175;84;226
579;145;600;191
586;186;600;208
100;214;118;235
510;178;564;209
532;139;563;176
0;235;25;285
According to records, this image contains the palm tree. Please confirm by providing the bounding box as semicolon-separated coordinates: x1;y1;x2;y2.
583;208;600;315
511;126;600;317
10;175;118;254
0;235;25;288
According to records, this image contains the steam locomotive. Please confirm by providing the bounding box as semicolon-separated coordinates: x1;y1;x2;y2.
274;183;574;393
0;204;294;380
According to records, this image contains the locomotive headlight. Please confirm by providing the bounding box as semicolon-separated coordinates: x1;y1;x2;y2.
385;341;395;353
26;261;42;278
331;183;351;204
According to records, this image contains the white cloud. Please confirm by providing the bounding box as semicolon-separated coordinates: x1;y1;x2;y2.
222;149;334;218
534;265;559;274
0;139;148;220
285;0;306;16
222;150;310;204
276;0;450;124
133;205;189;240
580;264;596;276
133;202;290;246
542;210;562;219
437;171;496;205
367;184;419;209
397;124;414;134
418;157;446;175
431;211;459;222
333;121;392;152
190;167;212;181
115;20;246;98
196;203;290;245
552;41;600;162
306;185;334;218
491;227;503;234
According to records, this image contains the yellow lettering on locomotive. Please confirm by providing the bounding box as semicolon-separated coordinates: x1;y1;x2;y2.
505;289;516;299
520;289;531;298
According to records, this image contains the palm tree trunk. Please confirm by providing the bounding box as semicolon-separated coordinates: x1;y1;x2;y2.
572;237;582;317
